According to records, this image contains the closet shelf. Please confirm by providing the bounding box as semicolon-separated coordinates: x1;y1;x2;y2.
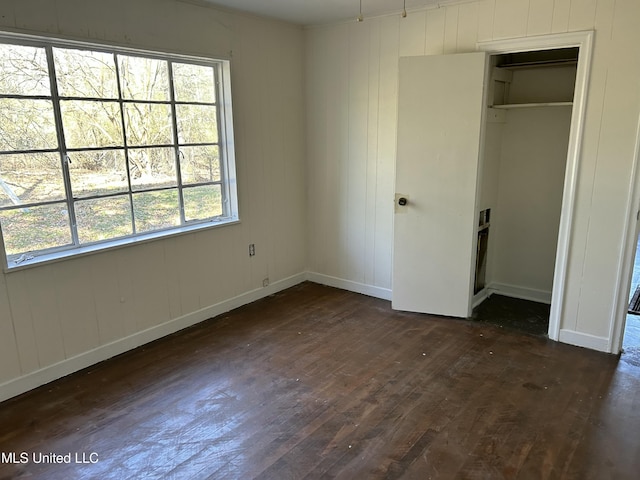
490;101;573;110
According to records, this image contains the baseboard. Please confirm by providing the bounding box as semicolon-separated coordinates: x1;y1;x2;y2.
472;289;489;308
558;329;609;353
487;282;552;304
305;272;392;301
0;272;307;403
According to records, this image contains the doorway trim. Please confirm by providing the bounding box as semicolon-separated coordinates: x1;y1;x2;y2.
476;30;594;342
610;114;640;353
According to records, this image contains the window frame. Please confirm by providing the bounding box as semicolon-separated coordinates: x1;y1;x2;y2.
0;32;239;272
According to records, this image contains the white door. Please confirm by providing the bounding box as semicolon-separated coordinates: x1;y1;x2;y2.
393;52;487;317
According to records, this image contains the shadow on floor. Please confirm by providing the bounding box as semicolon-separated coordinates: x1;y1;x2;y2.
472;294;550;336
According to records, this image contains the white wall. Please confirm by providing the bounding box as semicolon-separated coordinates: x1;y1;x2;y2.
490;106;572;295
508;65;577;103
0;0;307;400
305;0;640;350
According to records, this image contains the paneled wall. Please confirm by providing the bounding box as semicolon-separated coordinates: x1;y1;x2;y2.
0;0;306;397
306;0;640;347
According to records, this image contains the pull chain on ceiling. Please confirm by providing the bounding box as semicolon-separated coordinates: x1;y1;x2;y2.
357;0;408;22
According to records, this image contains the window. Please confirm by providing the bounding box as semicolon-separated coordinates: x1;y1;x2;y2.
0;34;238;269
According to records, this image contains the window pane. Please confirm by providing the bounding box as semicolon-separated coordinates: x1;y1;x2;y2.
0;152;65;207
176;105;217;144
184;184;222;221
172;63;216;103
69;150;128;198
60;100;123;148
133;189;180;233
0;99;58;151
53;47;118;98
0;203;71;256
118;55;169;101
128;147;176;190
124;103;173;146
75;195;132;243
179;146;220;184
0;44;50;96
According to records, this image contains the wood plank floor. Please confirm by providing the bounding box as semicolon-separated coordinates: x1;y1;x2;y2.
1;282;639;479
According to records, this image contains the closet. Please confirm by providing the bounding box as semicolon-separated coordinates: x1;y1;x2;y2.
474;48;579;312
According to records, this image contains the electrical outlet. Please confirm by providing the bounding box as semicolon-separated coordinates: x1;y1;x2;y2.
262;278;269;287
249;243;255;257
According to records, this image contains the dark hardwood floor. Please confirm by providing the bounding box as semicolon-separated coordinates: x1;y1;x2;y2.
471;294;550;336
1;282;639;479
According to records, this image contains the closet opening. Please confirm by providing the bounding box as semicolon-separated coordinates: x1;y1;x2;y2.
471;47;579;337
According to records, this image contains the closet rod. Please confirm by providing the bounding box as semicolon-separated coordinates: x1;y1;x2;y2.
497;59;578;70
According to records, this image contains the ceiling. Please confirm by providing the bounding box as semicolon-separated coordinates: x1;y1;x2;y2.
197;0;456;26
